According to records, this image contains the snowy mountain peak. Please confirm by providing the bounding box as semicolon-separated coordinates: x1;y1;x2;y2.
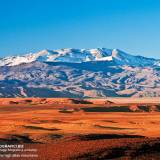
112;48;118;56
0;48;159;67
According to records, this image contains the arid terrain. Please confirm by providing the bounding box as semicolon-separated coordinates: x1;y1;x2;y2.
0;97;160;160
1;48;160;98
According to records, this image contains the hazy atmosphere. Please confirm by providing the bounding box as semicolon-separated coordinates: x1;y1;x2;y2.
0;0;160;58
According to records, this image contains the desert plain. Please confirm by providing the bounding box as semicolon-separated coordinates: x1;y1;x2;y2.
0;97;160;160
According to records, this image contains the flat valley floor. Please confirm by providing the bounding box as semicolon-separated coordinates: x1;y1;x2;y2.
0;97;160;160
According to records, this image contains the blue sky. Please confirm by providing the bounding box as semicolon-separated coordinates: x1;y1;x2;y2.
0;0;160;58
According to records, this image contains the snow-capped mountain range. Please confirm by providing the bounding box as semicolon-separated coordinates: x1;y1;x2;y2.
0;48;160;67
0;48;160;98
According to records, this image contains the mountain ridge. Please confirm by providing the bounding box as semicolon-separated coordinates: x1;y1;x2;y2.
0;48;160;67
0;48;160;98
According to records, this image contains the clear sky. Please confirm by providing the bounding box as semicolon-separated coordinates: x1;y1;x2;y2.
0;0;160;58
